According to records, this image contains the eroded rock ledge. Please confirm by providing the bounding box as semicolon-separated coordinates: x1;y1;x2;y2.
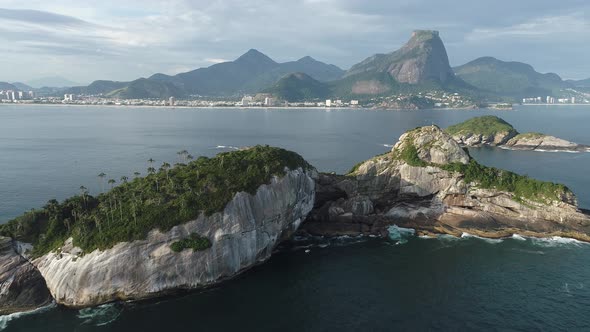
0;237;52;315
301;125;590;242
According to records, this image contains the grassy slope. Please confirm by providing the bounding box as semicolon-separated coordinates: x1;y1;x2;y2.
0;146;311;257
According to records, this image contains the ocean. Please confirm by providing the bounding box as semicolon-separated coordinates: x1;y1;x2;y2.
1;104;590;331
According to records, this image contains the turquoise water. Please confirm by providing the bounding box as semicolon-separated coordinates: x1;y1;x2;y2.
1;104;590;331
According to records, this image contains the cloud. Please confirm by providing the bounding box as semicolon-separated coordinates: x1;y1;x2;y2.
465;13;589;41
0;0;588;82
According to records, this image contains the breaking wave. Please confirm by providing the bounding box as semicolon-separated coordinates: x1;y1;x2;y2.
0;302;56;331
387;225;416;245
530;236;587;248
461;233;504;244
77;303;122;327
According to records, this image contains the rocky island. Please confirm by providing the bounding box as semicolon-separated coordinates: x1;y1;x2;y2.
447;116;590;152
2;127;590;315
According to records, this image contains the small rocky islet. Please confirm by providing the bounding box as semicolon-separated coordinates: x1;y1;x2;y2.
447;115;590;152
2;122;590;315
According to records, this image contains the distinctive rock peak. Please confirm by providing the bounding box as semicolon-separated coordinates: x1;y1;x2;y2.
297;56;316;63
394;125;470;165
345;30;455;84
235;49;277;66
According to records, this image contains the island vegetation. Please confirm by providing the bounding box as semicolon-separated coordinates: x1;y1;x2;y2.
445;115;517;137
390;134;571;204
0;146;311;257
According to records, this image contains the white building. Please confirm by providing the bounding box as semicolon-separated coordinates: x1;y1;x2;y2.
169;96;176;106
241;95;254;106
572;97;576;104
350;100;359;106
264;97;275;106
325;99;332;107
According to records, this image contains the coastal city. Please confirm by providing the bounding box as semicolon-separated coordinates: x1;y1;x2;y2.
0;89;499;109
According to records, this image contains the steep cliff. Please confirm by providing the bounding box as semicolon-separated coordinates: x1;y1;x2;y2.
302;126;590;241
0;237;52;315
31;168;314;307
346;30;455;84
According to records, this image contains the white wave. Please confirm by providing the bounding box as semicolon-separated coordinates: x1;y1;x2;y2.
436;234;461;241
461;232;504;244
387;225;416;244
0;302;56;331
213;145;240;150
418;235;433;239
534;149;580;153
511;234;527;241
382;144;394;148
530;236;587;248
78;303;122;327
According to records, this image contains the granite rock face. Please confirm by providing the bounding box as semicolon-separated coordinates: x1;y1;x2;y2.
302;126;590;241
451;131;517;147
345;30;456;85
32;168;315;308
0;237;52;315
504;134;590;152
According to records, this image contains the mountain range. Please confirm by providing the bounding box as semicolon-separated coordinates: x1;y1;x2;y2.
4;30;588;102
454;57;572;98
63;51;345;99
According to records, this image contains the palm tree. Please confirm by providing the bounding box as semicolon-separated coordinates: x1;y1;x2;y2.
79;185;88;205
120;176;129;183
133;172;141;178
98;173;106;192
108;179;116;189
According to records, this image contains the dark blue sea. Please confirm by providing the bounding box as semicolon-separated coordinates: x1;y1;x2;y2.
1;104;590;331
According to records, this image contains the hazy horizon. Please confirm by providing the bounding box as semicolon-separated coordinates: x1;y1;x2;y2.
0;0;589;84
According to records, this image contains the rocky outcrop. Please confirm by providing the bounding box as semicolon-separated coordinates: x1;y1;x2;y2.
504;133;590;152
447;116;589;152
30;168;315;308
346;30;455;85
0;237;52;315
451;131;517;147
301;126;590;241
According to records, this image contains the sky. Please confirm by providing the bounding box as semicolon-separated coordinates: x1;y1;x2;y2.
0;0;588;84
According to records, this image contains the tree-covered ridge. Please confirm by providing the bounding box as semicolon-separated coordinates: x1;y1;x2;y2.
0;146;312;257
445;116;518;137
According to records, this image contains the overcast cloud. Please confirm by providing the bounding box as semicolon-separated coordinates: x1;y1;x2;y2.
0;0;588;83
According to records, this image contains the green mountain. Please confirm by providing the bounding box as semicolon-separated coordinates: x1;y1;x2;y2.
264;72;331;102
0;82;18;90
567;78;590;88
65;50;344;99
454;57;570;98
149;49;344;97
106;78;185;99
67;80;129;95
11;82;33;91
332;30;474;98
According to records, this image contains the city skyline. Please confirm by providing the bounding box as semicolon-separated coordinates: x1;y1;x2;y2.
0;0;589;83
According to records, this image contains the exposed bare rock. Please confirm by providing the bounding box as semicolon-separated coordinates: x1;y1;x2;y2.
301;126;590;241
0;237;52;315
346;30;455;85
504;133;590;152
32;168;315;308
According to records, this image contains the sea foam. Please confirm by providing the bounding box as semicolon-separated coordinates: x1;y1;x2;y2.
0;303;56;331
